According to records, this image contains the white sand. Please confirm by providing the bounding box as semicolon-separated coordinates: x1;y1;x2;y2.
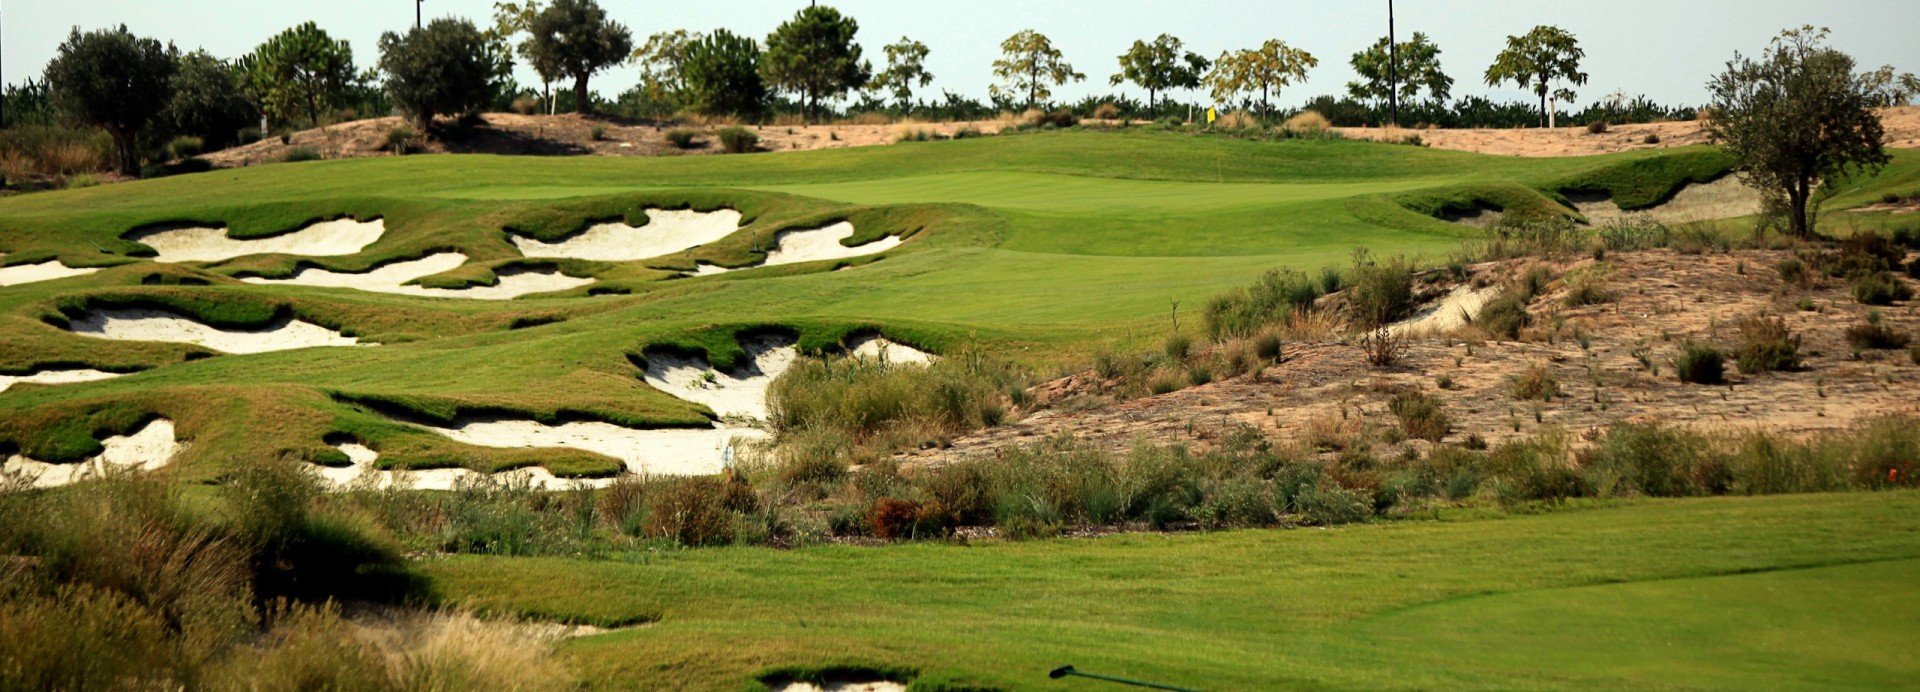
410;418;761;477
691;222;902;275
130;218;386;262
772;682;907;692
511;208;743;261
68;308;362;353
1572;176;1764;226
1442;208;1505;229
314;442;612;491
643;336;799;421
0;368;123;393
848;335;936;364
1;419;180;488
0;260;101;287
241;253;593;299
1390;284;1501;338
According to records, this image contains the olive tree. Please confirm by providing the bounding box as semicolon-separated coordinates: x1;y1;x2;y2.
1206;40;1317;118
990;30;1083;111
683;29;767;117
1110;34;1210;114
1484;25;1586;127
1705;26;1889;238
762;5;870;120
488;1;554;112
379;18;509;131
241;22;356;129
527;0;631;114
868;37;933;113
1347;32;1453;108
45;25;178;175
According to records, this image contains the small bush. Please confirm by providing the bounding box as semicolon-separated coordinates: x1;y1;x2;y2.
386;126;417;155
665;129;699;149
1642;132;1661;144
1345;250;1415;328
1586;120;1609;134
1092;102;1121;120
1389;390;1451;442
1295;484;1371;525
1845;314;1912;350
166;135;204;160
1477;289;1532;340
1163;333;1192;360
282;146;321;163
717;126;759;153
1510;363;1559;401
1185;364;1213;386
1281;110;1331;134
1675;342;1725;384
1733;313;1800;373
1360;326;1406;367
1775;257;1812;288
589;123;607;141
1146;369;1183;395
1252;328;1284;361
1850;271;1912;305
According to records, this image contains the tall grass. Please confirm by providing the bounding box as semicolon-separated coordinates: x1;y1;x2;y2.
767;344;1028;451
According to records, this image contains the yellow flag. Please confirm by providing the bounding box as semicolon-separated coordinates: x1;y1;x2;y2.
1206;107;1218;124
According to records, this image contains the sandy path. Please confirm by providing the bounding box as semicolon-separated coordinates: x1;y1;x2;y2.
0;258;102;287
511;209;743;262
1;419;179;488
67;309;363;353
0;368;123;393
241;253;593;299
693;222;902;275
129;218;385;262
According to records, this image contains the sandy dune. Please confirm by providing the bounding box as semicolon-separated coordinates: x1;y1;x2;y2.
0;258;102;287
693;222;902;275
67;308;363;353
1;419;180;488
511;209;743;262
0;368;123;393
241;252;593;299
129;218;385;262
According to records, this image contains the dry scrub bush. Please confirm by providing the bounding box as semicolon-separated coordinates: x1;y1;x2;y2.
1510;363;1560;401
1734;313;1801;373
1675;342;1726;384
1217;110;1258;130
1282;110;1332;134
1092;102;1121;120
1388;390;1451;442
1845;312;1912;350
767;344;1027;453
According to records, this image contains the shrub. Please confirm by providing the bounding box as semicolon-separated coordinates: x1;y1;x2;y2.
1360;326;1406;367
511;95;540;114
717;126;759;153
65;174;99;189
1733;313;1800;373
665;128;699;148
1642;132;1661;144
1845;313;1912;350
1586;424;1720;497
1281;110;1331;134
1850;271;1912;305
1586;120;1609;134
1510;363;1559;401
1092;102;1121;120
1252;328;1284;361
1295;484;1371;525
1163;333;1192;360
282;146;321;163
589;123;607;141
1675;342;1725;384
386;125;418;155
1775;257;1812;287
1345;250;1415;328
1185;364;1213;386
1839;416;1919;488
1388;390;1451;442
1204;268;1323;339
165;135;204;160
642;476;743;547
767;345;1027;450
1146;369;1183;395
1476;289;1532;340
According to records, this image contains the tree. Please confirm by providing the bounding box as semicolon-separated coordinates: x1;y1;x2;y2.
1484;25;1587;127
164;50;254;149
379;18;509;131
1861;65;1920;107
527;0;631;114
683;29;766;117
1347;32;1452;108
762;5;870;121
1205;40;1317;118
869;37;933;113
631;29;704;109
241;22;356;128
44;25;177;175
1110;34;1210;114
990;30;1083;111
1705;26;1889;238
488;1;554;113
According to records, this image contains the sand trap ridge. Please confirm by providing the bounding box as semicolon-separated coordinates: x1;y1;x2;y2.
0;368;123;393
1571;176;1764;226
241;253;593;299
0;258;102;287
2;419;180;489
68;308;362;354
692;222;902;275
129;217;385;262
511;208;744;261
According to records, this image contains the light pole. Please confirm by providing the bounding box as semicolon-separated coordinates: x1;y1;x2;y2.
416;0;423;29
1387;0;1398;128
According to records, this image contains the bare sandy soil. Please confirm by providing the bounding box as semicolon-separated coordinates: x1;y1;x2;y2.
901;248;1920;467
1338;106;1920;157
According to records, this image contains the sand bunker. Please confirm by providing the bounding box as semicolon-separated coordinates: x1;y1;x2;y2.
68;308;362;353
0;259;101;287
241;253;593;299
130;217;385;262
1390;284;1501;338
1;419;180;489
643;336;798;421
849;335;936;364
315;442;609;491
1441;208;1506;229
1572;176;1764;226
410;419;761;477
511;209;744;262
0;368;123;393
691;222;902;275
771;682;907;692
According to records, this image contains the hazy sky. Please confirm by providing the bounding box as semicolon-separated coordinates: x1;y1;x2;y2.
6;1;1917;110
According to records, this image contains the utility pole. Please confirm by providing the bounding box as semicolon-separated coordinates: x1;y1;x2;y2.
416;0;423;29
1387;0;1398;128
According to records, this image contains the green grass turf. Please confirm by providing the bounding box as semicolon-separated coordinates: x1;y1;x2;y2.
1;129;1915;476
418;491;1920;690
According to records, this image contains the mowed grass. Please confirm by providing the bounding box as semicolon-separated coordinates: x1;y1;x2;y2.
424;491;1920;690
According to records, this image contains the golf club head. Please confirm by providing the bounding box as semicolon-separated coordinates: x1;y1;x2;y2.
1049;666;1076;679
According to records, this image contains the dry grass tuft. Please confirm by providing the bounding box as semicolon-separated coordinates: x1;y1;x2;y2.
1282;110;1332;134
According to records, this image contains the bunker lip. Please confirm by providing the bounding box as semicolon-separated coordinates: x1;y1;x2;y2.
691;222;903;275
0;367;125;393
66;308;364;353
126;217;386;263
1;419;180;488
402;417;763;477
240;253;595;299
0;259;104;287
510;208;744;262
314;442;611;491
